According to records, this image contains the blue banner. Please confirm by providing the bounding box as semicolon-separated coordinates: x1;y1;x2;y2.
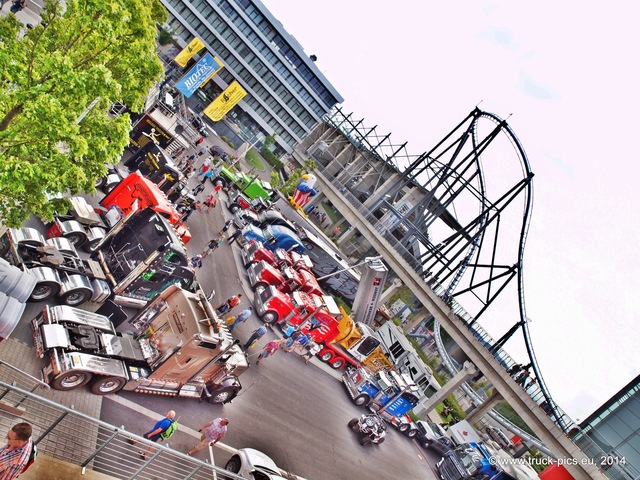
174;53;222;98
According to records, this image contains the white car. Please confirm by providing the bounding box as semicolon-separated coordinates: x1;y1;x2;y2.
225;448;288;479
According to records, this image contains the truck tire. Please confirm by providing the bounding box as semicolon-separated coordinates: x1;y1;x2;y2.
228;203;241;214
90;376;126;395
252;281;268;292
330;357;345;369
207;387;237;404
360;436;372;446
211;177;226;188
422;440;431;449
319;350;333;363
225;456;241;473
61;227;88;248
29;281;61;302
51;371;93;391
348;418;359;429
353;394;370;407
261;310;279;325
60;286;93;306
374;436;385;445
405;428;417;439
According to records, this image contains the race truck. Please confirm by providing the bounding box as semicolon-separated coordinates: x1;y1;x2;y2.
32;284;248;404
0;208;194;308
247;261;323;296
254;287;392;371
241;241;313;272
342;365;421;436
46;172;191;249
226;191;272;215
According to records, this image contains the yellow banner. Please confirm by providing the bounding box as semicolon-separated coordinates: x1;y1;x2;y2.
203;81;248;121
174;37;205;67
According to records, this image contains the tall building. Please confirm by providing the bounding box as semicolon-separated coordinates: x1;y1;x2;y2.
574;374;640;479
160;0;344;153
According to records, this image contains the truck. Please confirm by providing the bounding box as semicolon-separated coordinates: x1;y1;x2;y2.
241;225;304;254
247;261;323;296
32;284;248;404
46;172;191;249
226;191;272;215
254;286;392;371
436;442;515;480
0;208;195;308
447;420;483;446
342;365;421;435
241;241;313;272
211;166;274;202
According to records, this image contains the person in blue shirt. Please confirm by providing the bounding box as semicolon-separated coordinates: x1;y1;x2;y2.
130;410;176;460
228;308;253;333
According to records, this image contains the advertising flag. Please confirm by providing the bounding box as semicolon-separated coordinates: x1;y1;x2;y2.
174;53;224;98
203;81;248;121
174;37;205;67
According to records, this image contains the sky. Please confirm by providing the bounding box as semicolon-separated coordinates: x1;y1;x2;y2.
261;0;640;421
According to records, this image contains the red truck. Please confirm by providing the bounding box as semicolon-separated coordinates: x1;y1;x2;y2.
253;287;392;371
241;241;313;271
46;173;191;249
247;261;323;296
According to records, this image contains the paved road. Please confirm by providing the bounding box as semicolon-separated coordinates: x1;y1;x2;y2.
95;184;440;479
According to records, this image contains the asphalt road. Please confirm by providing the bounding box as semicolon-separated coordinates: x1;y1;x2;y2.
95;181;441;479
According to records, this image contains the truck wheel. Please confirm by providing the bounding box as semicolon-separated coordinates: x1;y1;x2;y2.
422;440;431;449
60;287;93;306
261;310;279;325
207;388;237;404
330;357;345;369
225;456;241;473
348;418;359;429
63;231;87;247
29;281;60;302
375;436;385;445
398;423;411;433
51;371;93;391
90;376;126;395
353;394;370;407
405;428;417;439
252;281;268;292
211;177;226;188
319;350;333;363
95;176;107;189
228;203;241;214
360;436;372;446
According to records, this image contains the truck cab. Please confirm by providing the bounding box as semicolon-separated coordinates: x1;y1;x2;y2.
241;241;292;269
33;285;248;404
436;442;513;480
241;225;304;254
342;366;421;431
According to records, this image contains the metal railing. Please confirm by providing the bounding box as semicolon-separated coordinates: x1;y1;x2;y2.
0;380;245;480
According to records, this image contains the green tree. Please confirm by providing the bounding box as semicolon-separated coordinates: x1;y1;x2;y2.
0;0;166;226
278;159;317;197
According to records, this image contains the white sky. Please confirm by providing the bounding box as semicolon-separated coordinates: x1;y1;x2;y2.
261;0;640;421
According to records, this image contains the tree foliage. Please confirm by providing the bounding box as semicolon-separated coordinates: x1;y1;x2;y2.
276;159;317;197
0;0;166;226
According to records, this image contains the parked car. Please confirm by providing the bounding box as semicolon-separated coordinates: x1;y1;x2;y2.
210;145;229;162
191;115;204;130
485;426;513;449
225;448;288;479
415;420;454;455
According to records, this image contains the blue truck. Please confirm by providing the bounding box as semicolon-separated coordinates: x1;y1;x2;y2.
241;224;304;254
436;442;517;480
342;366;421;436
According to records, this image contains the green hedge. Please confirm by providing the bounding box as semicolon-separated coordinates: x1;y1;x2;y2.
261;148;283;170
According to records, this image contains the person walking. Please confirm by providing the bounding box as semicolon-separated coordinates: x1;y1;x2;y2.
219;219;234;236
202;193;219;212
227;228;243;245
243;325;268;349
215;294;242;315
202;237;223;258
227;307;253;333
191;254;203;269
188;418;229;456
0;423;34;479
255;339;284;365
130;410;176;460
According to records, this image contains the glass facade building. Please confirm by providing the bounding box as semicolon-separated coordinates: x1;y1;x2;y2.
575;375;640;479
159;0;344;153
